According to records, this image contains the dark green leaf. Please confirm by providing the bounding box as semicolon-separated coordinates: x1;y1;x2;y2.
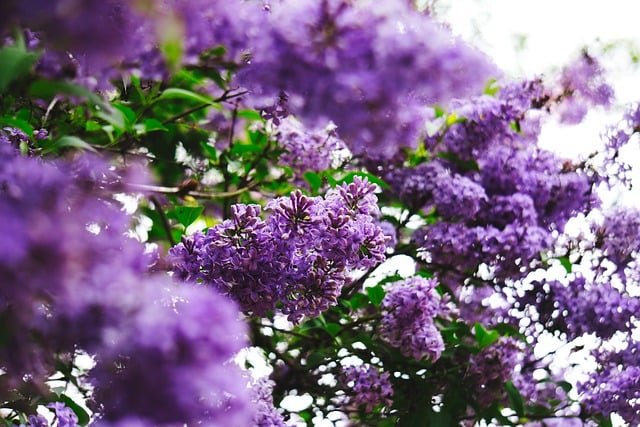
366;285;386;307
505;381;525;417
230;143;264;154
324;322;341;337
349;293;370;310
199;140;218;161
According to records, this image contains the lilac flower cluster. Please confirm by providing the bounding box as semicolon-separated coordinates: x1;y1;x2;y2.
169;177;387;322
0;145;254;425
519;276;640;340
239;0;497;158
599;103;640;187
249;377;288;427
424;79;545;160
555;52;614;124
465;337;523;408
379;277;450;362
338;364;394;412
388;80;596;284
22;403;79;427
598;205;640;273
274;117;345;179
580;341;640;425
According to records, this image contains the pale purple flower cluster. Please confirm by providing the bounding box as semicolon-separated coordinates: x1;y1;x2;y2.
240;0;497;158
466;337;523;408
250;377;288;427
580;341;640;425
599;103;640;187
1;0;260;85
0;145;254;425
169;177;387;322
556;52;614;124
518;275;640;340
379;277;450;362
90;282;251;427
338;364;394;412
274;117;345;178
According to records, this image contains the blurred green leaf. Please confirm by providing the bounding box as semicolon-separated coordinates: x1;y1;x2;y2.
324;322;341;337
45;136;97;153
474;323;500;350
304;171;322;194
0;44;39;93
349;293;370;310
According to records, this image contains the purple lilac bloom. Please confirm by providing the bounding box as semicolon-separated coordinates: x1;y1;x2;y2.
556;51;614;124
90;281;253;426
424;78;546;161
47;403;80;427
338;364;394;412
169;177;387;322
580;341;640;425
466;337;523;408
250;377;288;427
598;205;640;273
432;173;487;221
239;0;497;158
274;117;345;179
379;277;450;362
383;160;447;211
518;275;640;340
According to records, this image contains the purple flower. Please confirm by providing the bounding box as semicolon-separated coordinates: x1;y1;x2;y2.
379;277;450;362
169;177;387;322
338;364;394;412
466;337;523;408
250;377;288;427
239;0;497;158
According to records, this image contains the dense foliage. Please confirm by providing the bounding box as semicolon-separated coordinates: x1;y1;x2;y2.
0;0;639;426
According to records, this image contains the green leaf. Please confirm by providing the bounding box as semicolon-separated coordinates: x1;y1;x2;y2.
324;322;341;337
505;381;525;417
366;285;386;307
304;171;322;194
199;140;218;161
29;80;111;111
0;43;39;93
558;256;572;274
483;78;500;96
157;87;213;105
58;395;91;426
474;323;500;350
168;205;204;227
230;143;264;155
142;118;168;133
337;171;389;189
113;104;136;130
237;109;263;121
349;293;370;310
46;136;97;153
